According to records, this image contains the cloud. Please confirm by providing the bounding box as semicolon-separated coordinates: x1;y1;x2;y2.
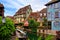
4;11;13;16
1;0;24;9
0;0;51;16
4;9;15;16
5;13;13;17
15;0;50;11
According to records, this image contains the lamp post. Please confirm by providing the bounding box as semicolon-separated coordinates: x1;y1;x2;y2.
0;17;6;26
2;17;6;23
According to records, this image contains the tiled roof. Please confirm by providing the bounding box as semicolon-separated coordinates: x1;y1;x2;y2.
6;16;15;20
28;12;40;19
14;5;32;16
39;8;47;17
45;0;60;6
39;8;47;13
28;8;47;19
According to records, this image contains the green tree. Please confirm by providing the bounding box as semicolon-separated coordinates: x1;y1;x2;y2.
0;16;2;24
45;35;54;40
42;17;48;40
19;22;24;26
0;16;15;40
43;17;48;27
27;18;40;40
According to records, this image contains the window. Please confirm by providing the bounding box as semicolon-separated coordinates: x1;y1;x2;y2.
27;9;30;14
21;18;24;22
40;13;42;17
48;5;50;9
44;13;46;16
16;18;19;21
48;5;52;9
54;21;60;27
54;3;58;8
59;11;60;18
48;21;51;29
21;15;23;17
48;5;52;12
55;11;59;18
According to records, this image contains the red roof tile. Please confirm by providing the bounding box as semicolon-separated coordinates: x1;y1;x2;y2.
14;5;32;16
28;12;40;19
39;8;47;13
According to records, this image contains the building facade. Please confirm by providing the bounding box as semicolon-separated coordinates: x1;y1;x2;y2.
39;8;47;27
28;12;40;21
28;8;47;27
14;5;32;23
45;0;60;31
0;3;4;17
45;0;60;39
29;8;47;26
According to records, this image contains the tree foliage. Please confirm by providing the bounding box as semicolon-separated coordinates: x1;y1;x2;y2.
0;16;2;24
0;16;15;40
28;19;40;28
43;17;48;27
28;19;40;32
45;35;54;40
19;22;24;26
27;18;40;40
42;17;48;40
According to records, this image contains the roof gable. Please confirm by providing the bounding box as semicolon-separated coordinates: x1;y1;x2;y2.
28;12;40;19
39;8;47;13
14;5;32;16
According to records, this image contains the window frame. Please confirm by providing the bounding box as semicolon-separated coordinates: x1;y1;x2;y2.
55;11;59;18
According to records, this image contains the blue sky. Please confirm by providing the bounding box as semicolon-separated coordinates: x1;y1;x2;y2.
0;0;51;16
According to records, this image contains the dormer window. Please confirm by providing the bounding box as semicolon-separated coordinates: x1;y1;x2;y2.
55;11;59;18
40;13;42;17
44;13;46;16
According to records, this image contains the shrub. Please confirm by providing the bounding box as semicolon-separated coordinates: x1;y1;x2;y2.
45;35;54;40
0;16;15;40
